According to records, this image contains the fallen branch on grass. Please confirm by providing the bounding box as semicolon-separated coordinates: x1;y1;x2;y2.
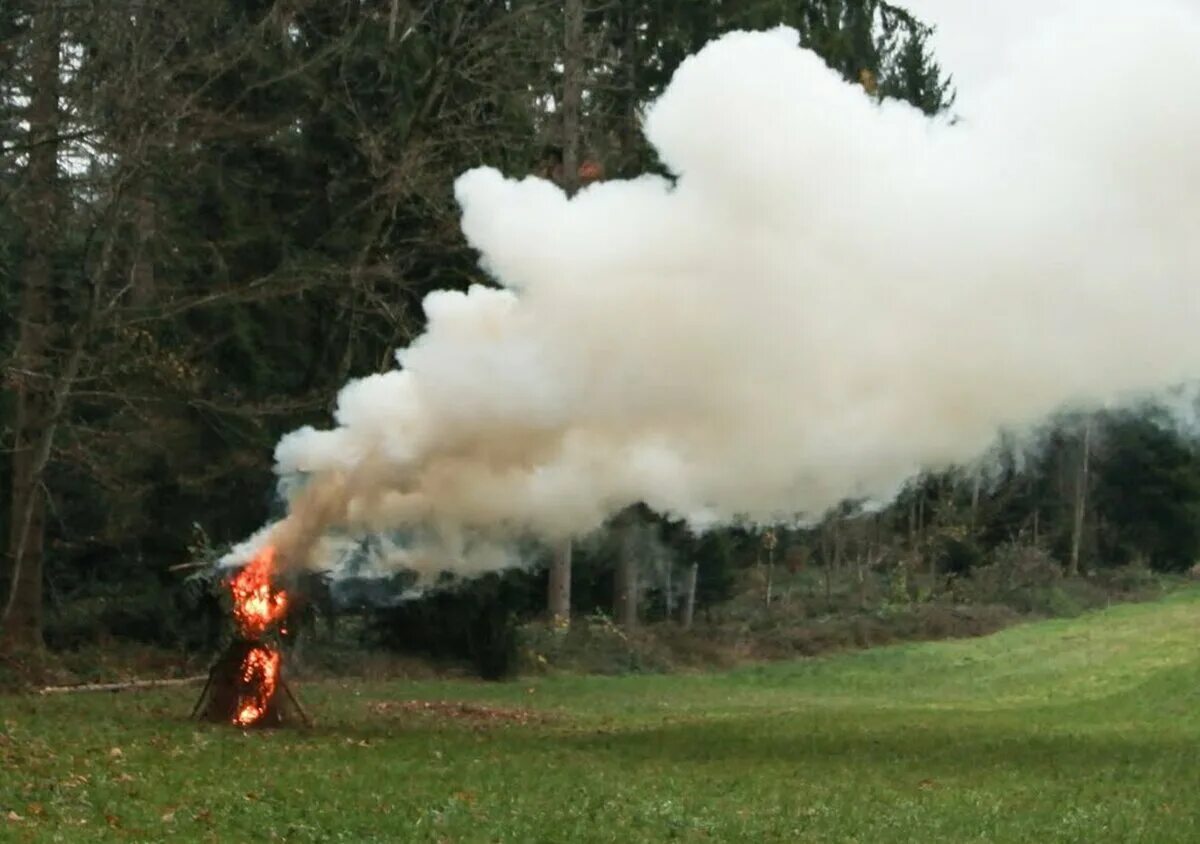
37;675;208;695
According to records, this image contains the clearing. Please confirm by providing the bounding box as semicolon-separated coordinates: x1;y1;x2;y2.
3;590;1199;842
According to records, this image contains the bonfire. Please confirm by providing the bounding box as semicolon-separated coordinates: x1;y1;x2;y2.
191;546;309;727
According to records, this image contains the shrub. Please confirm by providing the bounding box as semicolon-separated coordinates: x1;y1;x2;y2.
364;569;542;680
519;613;676;675
1092;559;1163;595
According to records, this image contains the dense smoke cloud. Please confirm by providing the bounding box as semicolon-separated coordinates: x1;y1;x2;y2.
224;1;1200;576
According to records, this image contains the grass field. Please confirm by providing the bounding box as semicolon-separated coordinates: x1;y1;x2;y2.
3;589;1199;842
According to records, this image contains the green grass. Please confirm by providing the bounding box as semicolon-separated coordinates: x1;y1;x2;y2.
4;589;1200;842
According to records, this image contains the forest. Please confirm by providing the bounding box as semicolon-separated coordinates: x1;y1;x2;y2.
4;0;1200;684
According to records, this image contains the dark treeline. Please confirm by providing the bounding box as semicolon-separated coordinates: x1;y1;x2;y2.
2;1;1196;674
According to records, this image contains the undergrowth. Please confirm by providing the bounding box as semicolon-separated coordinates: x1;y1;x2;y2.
519;559;1180;676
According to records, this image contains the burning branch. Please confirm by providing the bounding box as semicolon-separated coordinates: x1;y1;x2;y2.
229;546;289;640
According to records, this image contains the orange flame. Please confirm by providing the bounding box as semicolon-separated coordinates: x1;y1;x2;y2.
227;545;289;726
233;645;281;726
230;545;289;640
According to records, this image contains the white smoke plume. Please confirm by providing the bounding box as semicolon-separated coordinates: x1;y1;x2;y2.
224;0;1200;575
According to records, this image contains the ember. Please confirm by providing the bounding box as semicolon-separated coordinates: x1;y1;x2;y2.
192;546;308;728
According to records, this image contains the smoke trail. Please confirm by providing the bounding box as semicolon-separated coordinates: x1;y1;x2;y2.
225;1;1200;575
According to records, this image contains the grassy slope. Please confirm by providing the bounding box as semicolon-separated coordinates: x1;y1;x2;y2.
3;589;1199;843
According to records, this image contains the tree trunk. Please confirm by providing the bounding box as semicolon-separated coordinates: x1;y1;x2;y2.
613;523;638;630
916;488;925;546
547;541;571;626
908;492;917;547
131;192;156;307
1069;420;1092;576
560;0;583;196
616;1;639;175
855;551;866;607
681;562;698;629
833;518;844;572
545;0;584;627
387;0;403;42
821;522;834;603
764;548;774;607
970;468;981;530
3;6;61;651
664;563;673;616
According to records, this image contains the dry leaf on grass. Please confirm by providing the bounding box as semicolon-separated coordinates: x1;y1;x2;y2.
368;699;550;726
